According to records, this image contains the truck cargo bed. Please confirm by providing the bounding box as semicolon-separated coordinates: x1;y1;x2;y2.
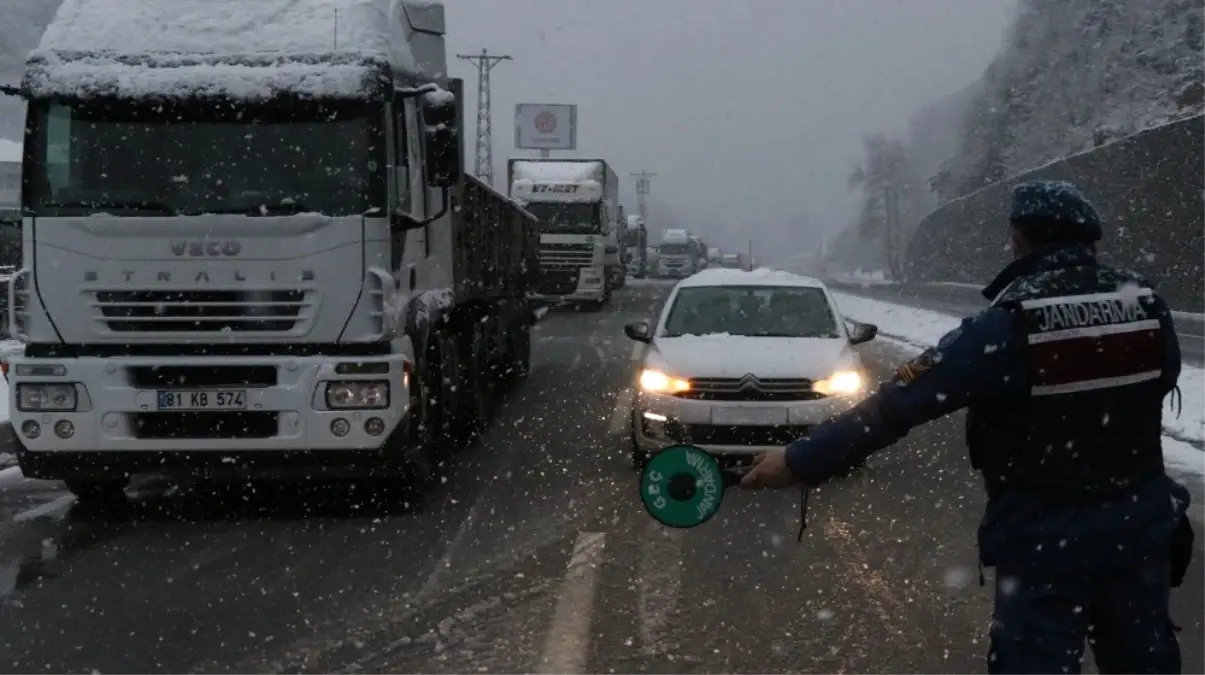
452;175;539;303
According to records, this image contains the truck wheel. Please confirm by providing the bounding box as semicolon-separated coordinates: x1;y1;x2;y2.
398;356;438;483
64;478;128;505
508;321;532;380
451;324;493;446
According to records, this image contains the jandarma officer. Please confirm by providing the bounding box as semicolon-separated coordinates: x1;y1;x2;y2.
741;179;1193;674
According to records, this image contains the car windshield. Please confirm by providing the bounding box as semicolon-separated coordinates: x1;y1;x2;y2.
661;285;841;338
23;98;385;217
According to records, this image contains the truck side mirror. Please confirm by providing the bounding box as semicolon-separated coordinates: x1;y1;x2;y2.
421;90;459;189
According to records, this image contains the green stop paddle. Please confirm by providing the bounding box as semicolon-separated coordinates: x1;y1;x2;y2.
639;444;744;528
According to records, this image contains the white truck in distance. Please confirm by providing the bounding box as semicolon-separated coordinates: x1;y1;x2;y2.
507;158;623;310
5;0;538;501
657;229;702;278
706;246;722;268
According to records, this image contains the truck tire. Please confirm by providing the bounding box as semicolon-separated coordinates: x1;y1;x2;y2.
508;320;532;380
432;328;463;451
451;322;494;446
630;416;649;470
395;353;438;484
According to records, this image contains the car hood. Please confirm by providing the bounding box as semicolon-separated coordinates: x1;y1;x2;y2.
646;335;857;379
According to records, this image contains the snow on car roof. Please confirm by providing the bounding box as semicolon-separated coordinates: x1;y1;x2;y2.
24;0;432;100
676;267;826;289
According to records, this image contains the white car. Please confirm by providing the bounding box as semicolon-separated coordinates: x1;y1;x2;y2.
624;268;879;466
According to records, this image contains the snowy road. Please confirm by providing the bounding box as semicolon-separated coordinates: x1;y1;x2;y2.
0;281;1200;673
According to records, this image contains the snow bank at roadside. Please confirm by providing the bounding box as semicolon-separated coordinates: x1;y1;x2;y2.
832;291;1205;452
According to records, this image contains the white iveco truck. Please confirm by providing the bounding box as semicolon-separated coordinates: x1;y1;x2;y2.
5;0;538;501
507;158;622;310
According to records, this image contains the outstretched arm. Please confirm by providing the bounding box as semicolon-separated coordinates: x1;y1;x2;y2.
783;307;1020;486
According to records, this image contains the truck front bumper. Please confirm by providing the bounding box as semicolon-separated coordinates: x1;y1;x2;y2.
6;353;411;457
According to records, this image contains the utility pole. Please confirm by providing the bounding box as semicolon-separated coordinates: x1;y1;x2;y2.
457;48;511;188
630;169;656;219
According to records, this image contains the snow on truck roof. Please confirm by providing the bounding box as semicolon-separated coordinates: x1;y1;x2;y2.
23;0;446;100
510;160;604;183
676;267;826;289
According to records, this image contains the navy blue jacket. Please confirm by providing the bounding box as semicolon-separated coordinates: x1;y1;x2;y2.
786;244;1190;571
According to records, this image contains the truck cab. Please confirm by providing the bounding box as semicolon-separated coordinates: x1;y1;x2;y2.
4;0;534;500
657;229;698;278
508;158;619;310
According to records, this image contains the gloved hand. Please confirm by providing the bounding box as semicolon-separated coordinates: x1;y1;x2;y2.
739;449;800;489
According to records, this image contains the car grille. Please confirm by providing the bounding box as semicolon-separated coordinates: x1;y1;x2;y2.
674;378;826;402
663;422;811;446
94;290;308;333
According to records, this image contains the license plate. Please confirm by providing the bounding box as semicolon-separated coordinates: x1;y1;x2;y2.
156;389;247;411
711;406;788;425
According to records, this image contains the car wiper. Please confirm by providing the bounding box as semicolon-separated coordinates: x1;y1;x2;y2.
38;200;177;215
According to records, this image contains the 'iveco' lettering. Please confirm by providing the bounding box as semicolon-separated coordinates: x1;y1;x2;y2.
170;240;242;257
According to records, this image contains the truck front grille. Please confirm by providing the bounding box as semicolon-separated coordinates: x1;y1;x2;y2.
539;243;594;269
93;290;308;333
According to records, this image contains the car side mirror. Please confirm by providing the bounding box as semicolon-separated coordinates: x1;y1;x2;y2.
847;321;878;345
624;321;652;344
421;90;460;189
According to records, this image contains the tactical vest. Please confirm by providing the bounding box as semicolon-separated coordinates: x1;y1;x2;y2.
966;263;1167;505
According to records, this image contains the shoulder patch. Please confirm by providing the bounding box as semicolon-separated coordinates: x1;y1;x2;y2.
895;348;938;384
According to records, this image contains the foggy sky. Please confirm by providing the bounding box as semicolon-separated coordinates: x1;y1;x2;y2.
445;0;1017;258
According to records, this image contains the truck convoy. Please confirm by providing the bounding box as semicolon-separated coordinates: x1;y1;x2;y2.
5;0;539;500
507;158;624;310
657;229;707;278
625;214;648;278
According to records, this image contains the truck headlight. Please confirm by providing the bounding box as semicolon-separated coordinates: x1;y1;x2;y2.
16;383;79;411
813;370;864;396
325;381;390;409
639;369;691;394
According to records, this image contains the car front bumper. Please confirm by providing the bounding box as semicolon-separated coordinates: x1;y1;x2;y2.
631;389;864;456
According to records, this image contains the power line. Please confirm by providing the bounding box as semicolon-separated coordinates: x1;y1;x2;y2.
457;48;511;188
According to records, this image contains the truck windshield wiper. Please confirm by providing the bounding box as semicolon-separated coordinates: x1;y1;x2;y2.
188;203;314;217
38;200;177;215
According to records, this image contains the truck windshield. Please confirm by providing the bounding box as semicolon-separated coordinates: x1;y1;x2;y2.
523;202;601;234
22;98;385;217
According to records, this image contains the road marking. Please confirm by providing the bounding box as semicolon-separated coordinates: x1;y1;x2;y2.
607;388;635;436
415;499;482;603
637;518;684;656
536;530;607;675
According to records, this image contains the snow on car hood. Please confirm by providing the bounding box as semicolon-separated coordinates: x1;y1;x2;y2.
646;334;857;379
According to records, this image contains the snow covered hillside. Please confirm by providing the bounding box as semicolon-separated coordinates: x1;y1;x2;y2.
931;0;1204;201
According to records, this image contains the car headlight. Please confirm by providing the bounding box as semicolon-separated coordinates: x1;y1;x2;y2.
325;381;390;409
639;368;691;394
16;383;79;411
813;370;864;396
